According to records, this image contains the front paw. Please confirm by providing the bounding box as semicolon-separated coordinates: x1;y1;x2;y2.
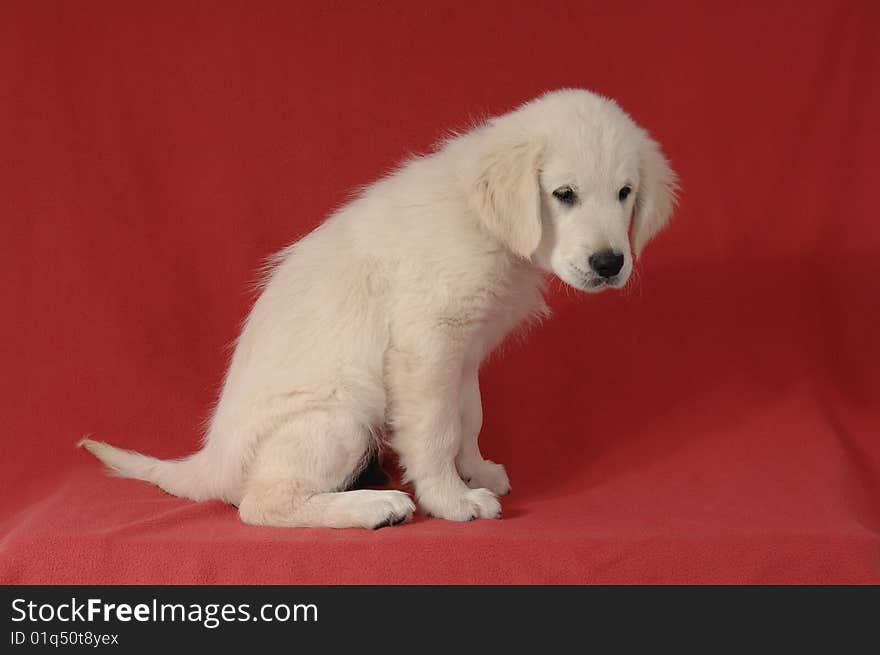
460;459;511;496
420;487;502;522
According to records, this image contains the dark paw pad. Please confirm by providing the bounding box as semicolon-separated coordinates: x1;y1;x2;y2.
372;514;407;529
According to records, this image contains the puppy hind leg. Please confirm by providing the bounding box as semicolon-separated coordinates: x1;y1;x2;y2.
239;483;414;529
238;411;414;529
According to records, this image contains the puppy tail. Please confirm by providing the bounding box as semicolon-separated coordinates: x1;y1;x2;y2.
77;437;213;502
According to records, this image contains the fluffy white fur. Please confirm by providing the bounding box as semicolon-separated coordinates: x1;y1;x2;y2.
81;89;677;528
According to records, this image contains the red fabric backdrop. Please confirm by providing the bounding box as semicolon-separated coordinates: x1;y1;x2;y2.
2;1;879;583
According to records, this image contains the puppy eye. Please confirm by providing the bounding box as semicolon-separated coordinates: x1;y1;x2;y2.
618;186;632;202
552;186;577;205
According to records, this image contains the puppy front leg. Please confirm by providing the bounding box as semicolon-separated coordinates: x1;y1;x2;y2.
387;351;501;521
455;371;511;496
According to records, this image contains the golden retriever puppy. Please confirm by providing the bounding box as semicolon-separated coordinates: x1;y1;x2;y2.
81;89;677;528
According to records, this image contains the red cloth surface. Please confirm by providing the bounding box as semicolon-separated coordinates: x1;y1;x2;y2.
2;1;879;584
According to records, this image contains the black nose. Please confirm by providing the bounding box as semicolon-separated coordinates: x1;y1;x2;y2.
588;250;624;278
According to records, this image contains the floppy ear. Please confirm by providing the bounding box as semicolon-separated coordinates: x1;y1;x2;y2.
632;135;679;257
468;132;544;259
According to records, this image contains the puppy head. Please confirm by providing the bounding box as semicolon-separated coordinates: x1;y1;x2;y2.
468;89;678;292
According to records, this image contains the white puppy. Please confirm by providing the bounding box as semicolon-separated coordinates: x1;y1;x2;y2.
81;89;677;528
